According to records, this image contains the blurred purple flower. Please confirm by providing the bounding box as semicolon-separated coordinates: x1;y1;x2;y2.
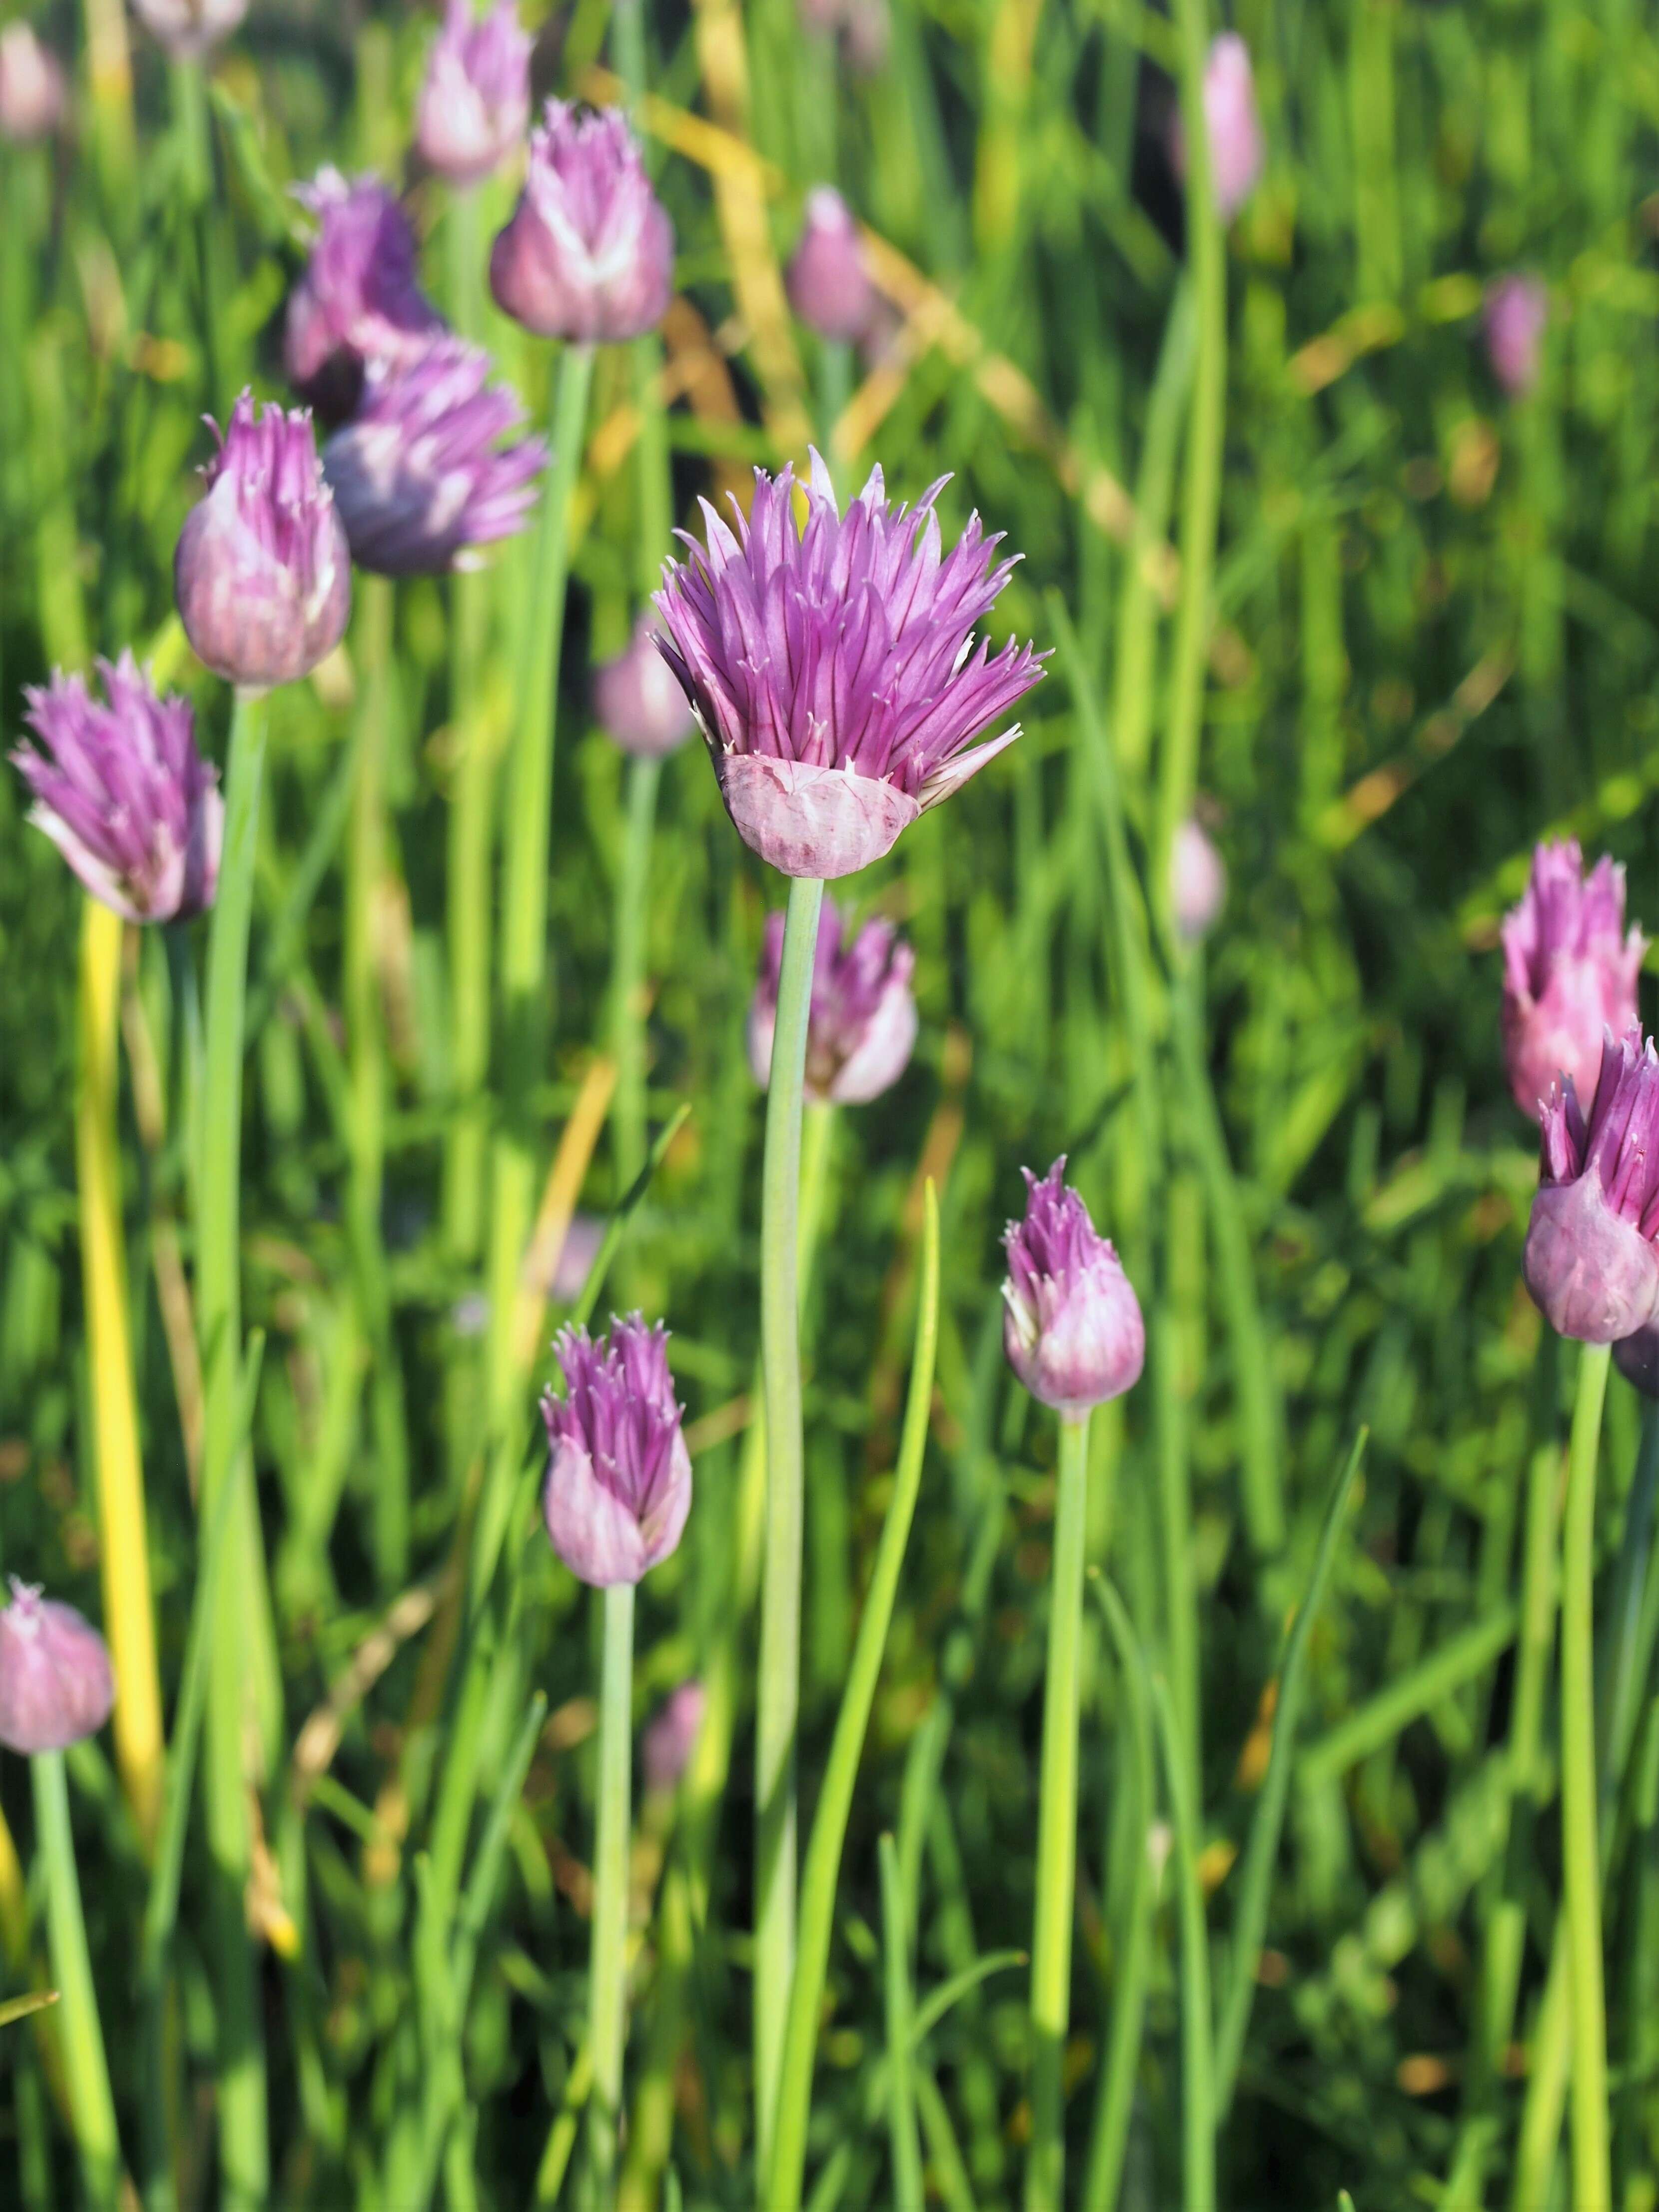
748;895;917;1104
284;169;445;424
322;339;547;576
1616;1321;1659;1399
0;22;65;142
593;617;695;759
1501;840;1644;1120
642;1678;706;1794
653;452;1045;879
175;391;352;691
786;187;878;343
1171;32;1263;222
1524;1027;1659;1344
1003;1159;1145;1416
0;1582;114;1756
130;0;246;61
1170;815;1226;944
541;1315;691;1586
798;0;889;75
1485;274;1548;398
416;0;532;187
12;653;221;921
490;101;674;343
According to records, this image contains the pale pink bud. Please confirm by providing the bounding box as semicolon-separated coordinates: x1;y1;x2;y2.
1170;816;1226;943
1003;1160;1145;1416
0;1582;114;1755
1501;841;1645;1121
0;23;65;142
415;0;532;188
1484;275;1548;398
1170;32;1263;222
490;101;674;343
786;188;877;344
129;0;247;62
642;1679;706;1794
592;618;695;759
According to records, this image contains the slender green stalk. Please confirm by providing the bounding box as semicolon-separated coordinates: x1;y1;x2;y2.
879;1835;924;2212
588;1583;636;2195
1300;1603;1519;1782
1025;1411;1092;2212
816;340;852;482
754;870;826;2168
1151;1673;1215;2212
1561;1339;1611;2211
194;684;270;2207
1153;1292;1199;1811
1512;1918;1570;2212
611;755;662;1190
33;1749;120;2210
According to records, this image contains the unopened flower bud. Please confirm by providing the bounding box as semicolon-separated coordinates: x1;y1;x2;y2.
130;0;246;62
1501;840;1644;1120
786;188;877;343
642;1679;706;1794
593;618;695;759
542;1315;691;1586
416;0;532;188
1170;32;1263;222
0;23;65;142
1485;275;1548;399
1170;816;1226;944
1003;1159;1145;1416
1524;1028;1659;1344
748;895;917;1105
490;100;674;343
0;1582;114;1755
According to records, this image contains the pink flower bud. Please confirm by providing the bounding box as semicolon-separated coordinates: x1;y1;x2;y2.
0;23;65;143
1170;816;1226;944
1501;841;1645;1121
129;0;246;61
747;895;917;1105
642;1679;706;1794
175;392;353;691
541;1315;691;1586
592;618;695;759
1485;275;1548;399
284;169;445;424
1003;1159;1145;1416
1524;1028;1659;1344
798;0;889;75
0;1582;114;1755
1170;33;1263;222
416;0;532;187
12;653;222;921
549;1212;606;1304
490;101;674;343
786;188;877;344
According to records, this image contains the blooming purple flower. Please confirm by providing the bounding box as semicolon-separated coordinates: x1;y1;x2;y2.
129;0;247;62
541;1315;691;1586
0;22;65;142
1501;840;1644;1121
593;617;695;760
1003;1159;1145;1416
416;0;532;187
748;895;917;1104
175;392;353;691
1485;274;1548;399
12;653;222;922
1524;1027;1659;1344
642;1679;706;1794
653;453;1045;879
1171;816;1226;944
283;169;445;424
490;100;674;343
1171;32;1263;222
322;339;547;576
0;1582;114;1756
786;188;878;344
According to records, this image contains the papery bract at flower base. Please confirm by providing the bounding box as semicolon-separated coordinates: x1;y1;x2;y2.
748;895;917;1104
1486;274;1548;399
12;653;222;921
654;451;1045;880
490;101;674;343
786;188;877;343
1524;1029;1659;1344
642;1679;706;1794
416;0;532;187
322;340;547;577
542;1316;691;1587
1003;1159;1145;1416
1501;839;1645;1120
284;169;445;423
593;617;695;760
0;1582;114;1756
175;392;352;691
130;0;247;62
0;22;65;142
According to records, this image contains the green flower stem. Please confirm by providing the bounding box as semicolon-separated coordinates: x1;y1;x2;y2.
33;1749;120;2210
610;754;662;1191
1152;1671;1216;2212
754;870;826;2168
195;683;270;2207
1561;1338;1612;2211
587;1582;636;2194
879;1835;924;2212
1024;1411;1092;2212
816;339;852;482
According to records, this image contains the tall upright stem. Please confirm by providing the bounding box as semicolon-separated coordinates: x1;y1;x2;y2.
195;684;270;2206
753;871;826;2168
33;1749;120;2209
1561;1338;1611;2211
587;1582;636;2194
610;755;662;1190
1025;1411;1092;2212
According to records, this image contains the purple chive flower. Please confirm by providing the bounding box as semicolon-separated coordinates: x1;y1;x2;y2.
1003;1159;1145;1417
747;895;917;1104
489;100;675;343
12;654;221;922
593;616;696;759
1170;815;1226;944
1485;274;1548;398
0;1582;114;1756
415;0;532;188
1524;1028;1659;1344
786;188;878;344
642;1679;706;1794
1171;32;1263;222
175;392;353;691
541;1315;692;1587
653;453;1045;880
0;23;65;142
283;169;445;425
129;0;247;61
321;339;547;577
1501;840;1645;1121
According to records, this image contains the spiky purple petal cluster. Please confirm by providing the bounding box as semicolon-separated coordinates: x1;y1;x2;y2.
0;1581;114;1756
1501;840;1645;1120
12;653;221;921
593;616;695;759
322;339;547;576
748;895;917;1104
130;0;246;61
416;0;532;186
654;453;1045;878
284;169;444;422
541;1315;691;1587
174;392;352;690
1002;1159;1145;1415
489;101;674;343
1525;1027;1659;1343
